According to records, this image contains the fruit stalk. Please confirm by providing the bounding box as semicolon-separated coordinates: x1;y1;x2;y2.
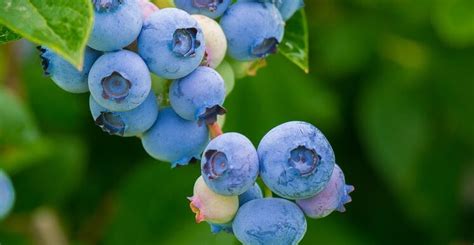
208;122;223;139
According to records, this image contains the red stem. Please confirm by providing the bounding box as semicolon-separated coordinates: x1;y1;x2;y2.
208;123;223;139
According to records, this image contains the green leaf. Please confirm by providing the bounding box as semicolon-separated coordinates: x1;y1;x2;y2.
279;9;309;73
0;0;94;68
0;25;21;44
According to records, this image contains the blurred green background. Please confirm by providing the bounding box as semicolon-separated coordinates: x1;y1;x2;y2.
1;0;474;244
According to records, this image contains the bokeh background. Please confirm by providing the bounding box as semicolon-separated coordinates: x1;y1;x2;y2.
1;0;473;244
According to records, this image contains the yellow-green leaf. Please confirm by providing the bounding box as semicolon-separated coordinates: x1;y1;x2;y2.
279;10;309;73
0;25;21;44
0;0;94;68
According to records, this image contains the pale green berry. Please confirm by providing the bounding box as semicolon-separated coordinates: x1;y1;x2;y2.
215;60;235;96
192;15;227;68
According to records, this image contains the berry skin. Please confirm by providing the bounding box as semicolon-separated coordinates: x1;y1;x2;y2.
169;67;226;124
215;60;235;96
201;133;259;196
209;183;263;234
188;176;238;224
192;15;227;68
88;50;152;112
138;8;205;79
233;198;307;245
239;0;304;20
175;0;231;19
296;164;354;218
89;0;143;51
258;121;335;200
0;170;15;220
139;0;159;20
89;92;159;137
141;107;209;167
220;2;285;61
238;182;263;207
38;47;101;93
275;0;304;20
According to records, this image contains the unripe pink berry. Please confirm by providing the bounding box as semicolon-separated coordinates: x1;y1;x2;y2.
188;176;238;224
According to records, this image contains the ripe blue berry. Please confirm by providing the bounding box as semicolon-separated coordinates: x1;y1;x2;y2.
38;47;101;93
89;0;143;51
88;50;152;112
258;121;335;199
201;133;259;196
141;108;209;167
296;164;354;218
175;0;231;19
233;198;307;245
169;66;226;124
239;0;304;20
275;0;304;20
89;92;159;137
220;2;284;61
138;8;205;79
0;170;15;220
238;182;263;207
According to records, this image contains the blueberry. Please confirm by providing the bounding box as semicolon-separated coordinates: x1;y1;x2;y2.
275;0;304;20
239;0;304;20
238;183;263;207
188;176;238;224
89;92;159;137
233;198;307;245
89;0;143;51
175;0;231;19
296;164;354;218
38;46;101;93
138;8;205;79
258;121;335;199
209;183;263;234
201;133;259;196
88;50;151;112
0;170;15;220
141;107;209;167
220;2;284;61
192;15;227;68
169;66;226;124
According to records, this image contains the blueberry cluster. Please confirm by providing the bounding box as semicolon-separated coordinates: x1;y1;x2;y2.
0;170;15;220
38;0;303;166
36;0;354;243
189;122;354;244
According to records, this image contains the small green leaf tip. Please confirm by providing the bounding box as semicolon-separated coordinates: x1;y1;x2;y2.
279;9;309;73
